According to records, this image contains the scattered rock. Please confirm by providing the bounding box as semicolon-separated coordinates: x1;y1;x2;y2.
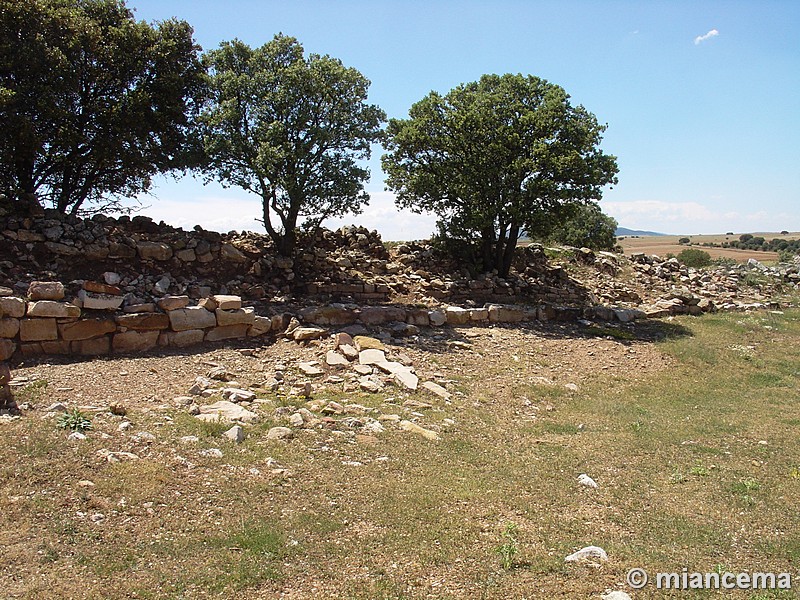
195;400;258;423
398;420;440;441
577;474;598;489
223;425;245;443
267;426;293;440
564;546;608;564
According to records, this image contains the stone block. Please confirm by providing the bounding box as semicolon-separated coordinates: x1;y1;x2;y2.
158;329;205;348
211;295;242;310
28;281;65;301
72;336;111;356
469;308;489;321
157;295;190;311
0;339;15;361
168;306;216;331
215;307;255;327
428;310;446;326
359;306;406;325
137;241;173;261
19;318;58;341
488;304;525;322
83;281;122;296
445;306;471;325
113;330;159;353
205;324;249;342
0;297;26;318
247;315;273;337
115;312;170;331
77;290;124;311
59;318;117;341
406;309;430;326
0;318;20;338
27;300;81;318
40;340;71;354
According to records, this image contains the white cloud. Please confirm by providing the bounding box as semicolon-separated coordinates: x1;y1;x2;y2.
603;200;796;234
694;29;719;45
133;189;437;242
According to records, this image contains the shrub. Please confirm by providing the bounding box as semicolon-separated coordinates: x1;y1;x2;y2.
57;409;92;433
677;248;712;268
678;237;690;244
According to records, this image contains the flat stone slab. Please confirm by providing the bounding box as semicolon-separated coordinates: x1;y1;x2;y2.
325;350;349;367
358;349;386;365
195;400;258;423
298;361;325;377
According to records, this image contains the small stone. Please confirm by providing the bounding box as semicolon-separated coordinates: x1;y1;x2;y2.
28;281;65;301
288;413;304;427
564;546;608;563
353;335;384;350
298;361;325;377
199;448;224;458
68;431;87;441
157;295;191;311
601;592;632;600
292;327;327;342
421;381;451;401
207;366;233;381
45;402;68;413
179;435;199;444
354;364;372;375
221;388;256;403
359;348;386;365
267;426;293;440
577;474;598;489
358;376;382;393
339;344;358;360
118;421;133;432
398;420;440;441
565;383;579;393
223;425;245;443
325;350;349;367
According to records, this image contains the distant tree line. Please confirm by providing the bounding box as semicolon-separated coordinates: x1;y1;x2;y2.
1;0;618;274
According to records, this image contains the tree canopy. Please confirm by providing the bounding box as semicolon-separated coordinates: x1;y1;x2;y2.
0;0;206;215
546;202;618;250
200;35;386;256
382;73;618;277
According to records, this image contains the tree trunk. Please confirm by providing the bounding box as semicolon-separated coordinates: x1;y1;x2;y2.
499;222;520;278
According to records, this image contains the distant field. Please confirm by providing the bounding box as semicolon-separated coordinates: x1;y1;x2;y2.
617;232;800;263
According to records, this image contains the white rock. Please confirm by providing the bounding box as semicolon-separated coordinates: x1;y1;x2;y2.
393;368;419;391
421;381;451;400
195;400;258;423
325;350;349;367
267;426;293;440
602;592;632;600
565;383;579;392
68;432;87;441
199;448;223;458
223;425;245;443
102;272;121;285
578;474;598;488
359;349;386;365
298;361;325;377
398;419;440;441
564;545;608;563
221;388;256;402
45;402;68;413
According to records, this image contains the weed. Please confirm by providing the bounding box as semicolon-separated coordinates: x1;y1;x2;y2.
56;409;92;433
496;522;520;570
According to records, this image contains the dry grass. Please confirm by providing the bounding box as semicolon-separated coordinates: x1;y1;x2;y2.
1;311;799;598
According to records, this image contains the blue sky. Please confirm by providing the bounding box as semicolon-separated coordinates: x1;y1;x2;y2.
129;0;799;238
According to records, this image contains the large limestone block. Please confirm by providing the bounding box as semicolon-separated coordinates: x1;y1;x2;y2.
19;318;58;341
113;330;159;353
27;301;81;318
0;339;16;361
0;318;20;338
205;324;249;342
71;336;111;356
159;329;204;348
137;241;173;261
28;281;65;301
168;306;216;332
210;295;242;310
0;297;26;318
445;306;470;325
215;307;255;327
115;313;170;331
59;318;116;341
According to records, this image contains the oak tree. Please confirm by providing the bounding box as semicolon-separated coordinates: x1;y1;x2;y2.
383;74;618;277
200;35;385;255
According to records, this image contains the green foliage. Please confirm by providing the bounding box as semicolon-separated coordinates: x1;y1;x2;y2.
678;237;691;244
677;248;712;268
495;522;519;570
200;35;386;256
0;0;207;214
547;202;618;250
383;73;618;277
57;409;92;433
